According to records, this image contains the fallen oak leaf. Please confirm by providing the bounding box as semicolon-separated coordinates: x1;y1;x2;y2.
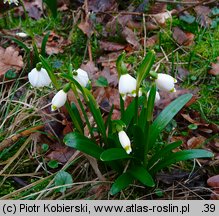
0;46;23;77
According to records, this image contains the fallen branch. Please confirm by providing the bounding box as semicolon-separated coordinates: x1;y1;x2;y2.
0;125;44;152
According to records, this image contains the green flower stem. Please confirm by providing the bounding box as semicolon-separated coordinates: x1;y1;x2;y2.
143;83;156;166
120;95;124;119
70;83;94;139
134;95;139;124
65;102;83;134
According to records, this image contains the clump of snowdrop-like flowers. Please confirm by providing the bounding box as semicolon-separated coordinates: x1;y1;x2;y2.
3;0;19;5
118;130;132;154
28;63;51;87
119;74;137;100
73;68;89;87
154;73;177;92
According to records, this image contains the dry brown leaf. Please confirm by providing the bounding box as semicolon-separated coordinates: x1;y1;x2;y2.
88;0;117;12
209;57;219;75
142;35;158;47
122;27;141;50
99;41;125;52
80;61;98;79
78;20;94;38
46;146;75;163
0;46;23;77
173;27;194;46
194;6;212;28
187;136;206;149
181;113;209;127
35;32;70;55
14;0;43;20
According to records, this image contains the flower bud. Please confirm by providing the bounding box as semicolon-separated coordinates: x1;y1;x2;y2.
155;73;177;92
73;68;89;87
119;74;137;100
118;131;132;154
51;90;67;111
28;67;51;87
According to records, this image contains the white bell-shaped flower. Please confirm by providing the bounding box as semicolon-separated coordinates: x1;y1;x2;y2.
118;131;132;154
28;67;51;88
3;0;19;5
51;90;67;111
73;68;89;87
119;74;137;100
147;90;160;103
155;73;177;92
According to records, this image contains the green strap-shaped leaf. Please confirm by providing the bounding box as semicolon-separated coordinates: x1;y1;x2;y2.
64;132;103;159
110;173;135;195
83;88;107;142
43;0;57;18
41;31;50;57
136;50;155;90
148;94;193;150
100;148;132;161
71;102;84;133
148;140;182;169
128;165;155;187
133;125;145;160
150;149;214;174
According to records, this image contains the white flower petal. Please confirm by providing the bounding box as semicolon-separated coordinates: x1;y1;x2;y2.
155;73;176;92
28;67;51;87
51;90;67;111
118;131;132;154
73;68;89;87
119;74;137;99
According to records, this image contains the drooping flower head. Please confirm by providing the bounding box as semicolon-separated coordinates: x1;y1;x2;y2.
51;84;70;111
3;0;19;5
119;74;137;100
118;130;132;154
28;63;51;87
73;68;89;87
154;73;177;92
